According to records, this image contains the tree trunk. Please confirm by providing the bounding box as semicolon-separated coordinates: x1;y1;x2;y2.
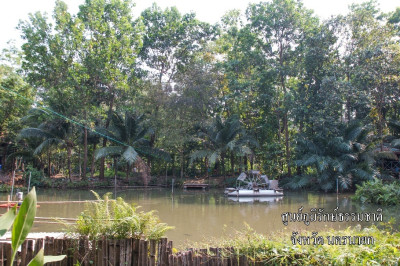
67;145;72;181
205;157;209;178
126;162;130;179
48;150;51;178
83;126;88;180
180;150;184;180
284;113;291;176
90;143;97;179
114;157;118;187
100;94;115;179
230;152;235;176
78;145;82;178
221;153;225;179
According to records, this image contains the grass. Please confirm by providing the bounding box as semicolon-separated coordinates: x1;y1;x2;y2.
186;223;400;265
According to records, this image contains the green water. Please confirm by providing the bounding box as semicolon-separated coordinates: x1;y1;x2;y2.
1;189;397;246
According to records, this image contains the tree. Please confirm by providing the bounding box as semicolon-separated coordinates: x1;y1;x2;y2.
95;111;170;184
19;0;143;179
0;46;34;171
139;4;215;84
190;115;257;178
246;0;318;176
18;119;74;180
285;123;375;191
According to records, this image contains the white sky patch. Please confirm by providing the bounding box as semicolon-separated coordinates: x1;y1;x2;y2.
0;0;399;51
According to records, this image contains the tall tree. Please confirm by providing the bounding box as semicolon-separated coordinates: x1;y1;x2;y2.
19;0;143;179
247;0;318;176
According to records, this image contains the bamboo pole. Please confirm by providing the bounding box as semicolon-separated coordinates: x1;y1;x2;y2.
10;170;15;201
28;172;31;193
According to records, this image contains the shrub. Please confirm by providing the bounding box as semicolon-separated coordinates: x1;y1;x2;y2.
23;165;45;187
353;178;400;205
69;191;174;240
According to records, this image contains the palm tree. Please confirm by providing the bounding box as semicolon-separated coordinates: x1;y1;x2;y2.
287;122;375;191
94;111;170;185
18;119;74;180
190;115;257;178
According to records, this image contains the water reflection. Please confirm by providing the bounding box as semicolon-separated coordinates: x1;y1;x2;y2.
0;189;398;246
227;196;283;203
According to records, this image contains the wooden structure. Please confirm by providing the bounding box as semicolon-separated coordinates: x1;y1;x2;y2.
183;183;209;190
0;236;255;265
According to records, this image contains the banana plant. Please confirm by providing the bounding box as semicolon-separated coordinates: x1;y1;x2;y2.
0;188;66;265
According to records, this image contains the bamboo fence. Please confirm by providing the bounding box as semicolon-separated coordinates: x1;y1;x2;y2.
0;236;258;266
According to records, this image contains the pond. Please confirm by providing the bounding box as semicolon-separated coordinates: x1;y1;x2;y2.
1;189;397;247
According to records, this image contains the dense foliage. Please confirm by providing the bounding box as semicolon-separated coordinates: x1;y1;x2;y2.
70;191;174;240
353;179;400;205
0;0;399;191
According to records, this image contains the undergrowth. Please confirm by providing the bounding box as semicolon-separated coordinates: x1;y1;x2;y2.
353;178;400;205
68;191;174;240
187;223;400;265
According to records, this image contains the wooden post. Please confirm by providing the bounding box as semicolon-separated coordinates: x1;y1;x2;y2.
4;242;12;266
149;240;156;266
10;170;15;201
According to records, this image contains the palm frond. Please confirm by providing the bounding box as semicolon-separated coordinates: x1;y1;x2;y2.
329;137;351;153
297;154;319;167
316;156;329;172
391;139;400;148
237;146;253;156
136;146;171;162
95;146;125;160
339;174;352;190
209;152;220;165
190;150;213;164
284;175;310;190
122;146;139;165
34;138;64;155
344;124;363;141
388;120;400;134
351;168;373;180
5;151;36;164
94;127;118;141
329;159;343;172
18;128;54;140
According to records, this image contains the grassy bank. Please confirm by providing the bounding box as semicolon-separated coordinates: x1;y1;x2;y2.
187;224;400;265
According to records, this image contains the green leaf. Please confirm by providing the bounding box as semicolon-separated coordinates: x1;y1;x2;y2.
44;255;66;264
122;146;138;165
0;205;17;236
11;187;37;263
27;248;65;265
27;248;44;266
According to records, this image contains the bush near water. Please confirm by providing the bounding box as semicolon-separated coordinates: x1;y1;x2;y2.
353;179;400;205
68;191;174;240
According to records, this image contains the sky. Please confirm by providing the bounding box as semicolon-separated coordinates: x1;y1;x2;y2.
0;0;399;51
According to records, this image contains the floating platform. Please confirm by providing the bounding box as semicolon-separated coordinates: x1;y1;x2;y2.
183;183;209;190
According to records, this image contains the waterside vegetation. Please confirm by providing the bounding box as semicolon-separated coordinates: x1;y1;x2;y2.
187;224;400;265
